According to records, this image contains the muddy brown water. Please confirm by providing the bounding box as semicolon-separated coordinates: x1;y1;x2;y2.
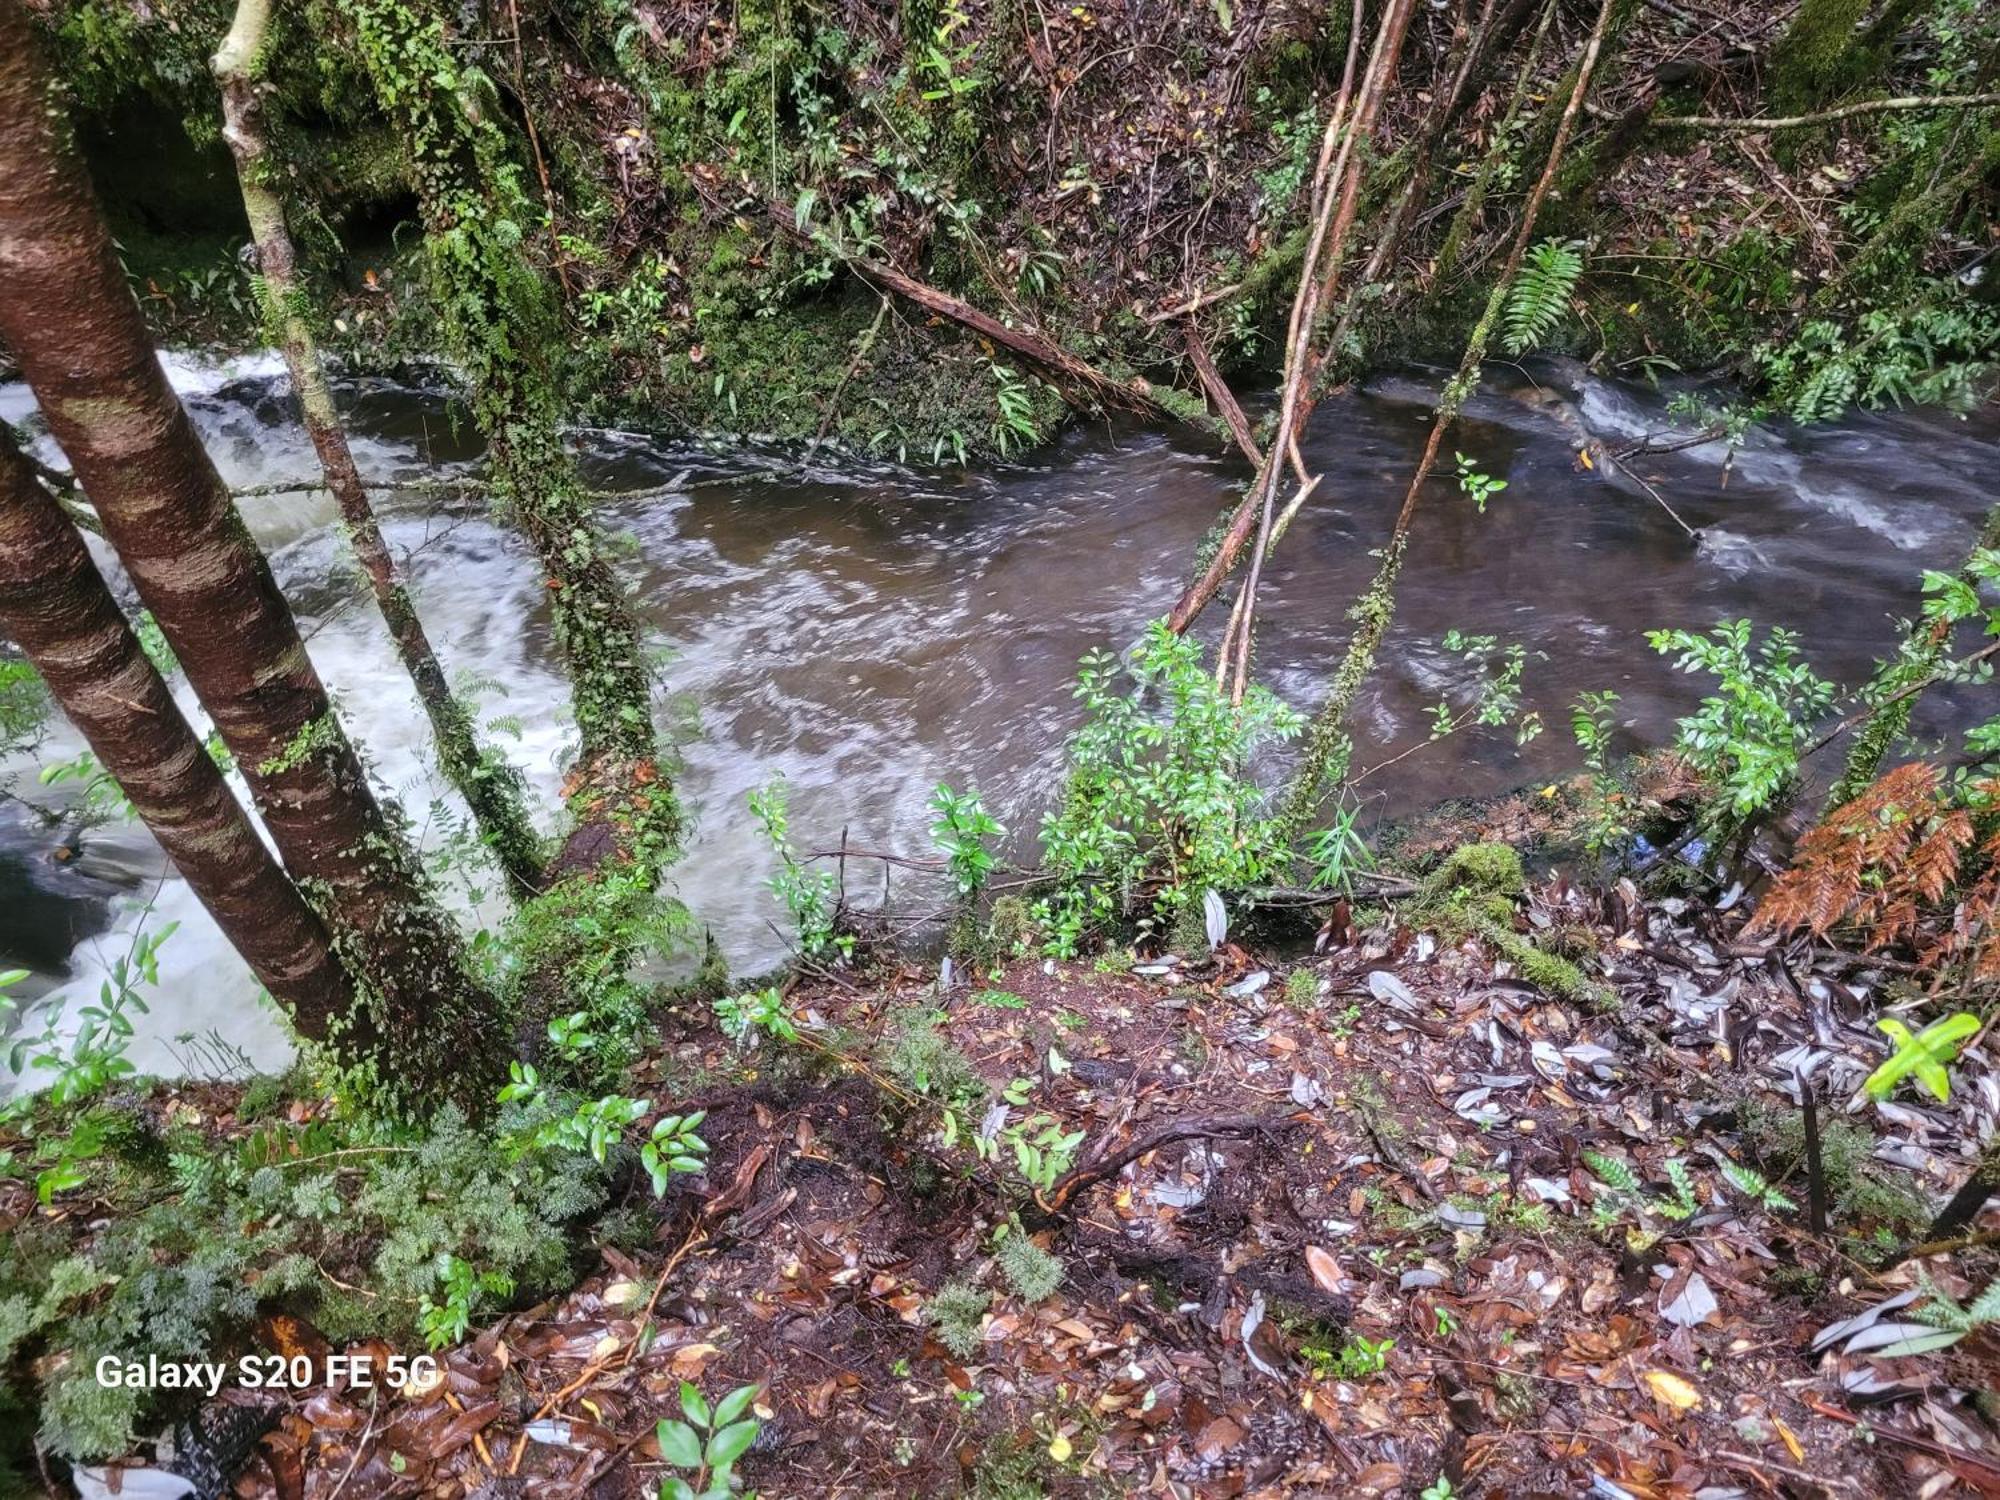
0;354;1994;1077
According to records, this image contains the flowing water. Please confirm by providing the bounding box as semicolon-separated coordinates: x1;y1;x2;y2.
1;354;1995;1080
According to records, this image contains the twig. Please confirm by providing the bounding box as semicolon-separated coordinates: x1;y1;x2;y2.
1800;1068;1828;1236
806;295;891;457
1038;1113;1294;1214
1802;638;2000;760
1657;93;2000;130
1142;281;1245;324
324;1393;378;1500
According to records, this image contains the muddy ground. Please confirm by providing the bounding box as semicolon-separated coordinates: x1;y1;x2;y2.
78;853;2000;1500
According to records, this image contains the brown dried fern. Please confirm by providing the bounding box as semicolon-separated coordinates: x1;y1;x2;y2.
1753;765;1997;979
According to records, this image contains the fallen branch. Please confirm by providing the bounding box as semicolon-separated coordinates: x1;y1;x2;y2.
754;186;1181;425
1657;92;2000;131
1182;319;1262;467
1037;1113;1294;1214
1166;0;1410;639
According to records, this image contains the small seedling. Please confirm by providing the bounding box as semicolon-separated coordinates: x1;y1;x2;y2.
656;1381;760;1499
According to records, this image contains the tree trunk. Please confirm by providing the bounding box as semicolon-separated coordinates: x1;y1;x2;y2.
213;0;545;897
340;0;686;1047
1773;0;1871;108
0;0;501;1111
0;426;357;1033
342;0;666;794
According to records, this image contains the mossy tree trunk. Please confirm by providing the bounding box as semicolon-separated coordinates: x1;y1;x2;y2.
214;0;546;898
1773;0;1872;108
0;424;358;1032
340;0;684;1042
0;0;502;1113
340;0;673;836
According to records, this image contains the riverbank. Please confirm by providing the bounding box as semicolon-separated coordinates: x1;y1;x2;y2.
21;840;1995;1497
27;0;2000;457
3;353;1996;1085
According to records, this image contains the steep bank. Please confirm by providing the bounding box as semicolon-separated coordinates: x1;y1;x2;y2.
23;0;2000;456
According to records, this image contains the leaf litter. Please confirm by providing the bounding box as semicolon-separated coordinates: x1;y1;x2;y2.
86;868;2000;1498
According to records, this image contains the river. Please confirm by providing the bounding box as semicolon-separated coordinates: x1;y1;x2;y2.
0;354;1994;1080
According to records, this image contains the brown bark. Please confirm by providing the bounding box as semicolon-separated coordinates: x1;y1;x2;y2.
213;0;545;897
1166;0;1419;640
1182;321;1262;468
0;426;357;1031
1279;0;1621;836
0;0;499;1109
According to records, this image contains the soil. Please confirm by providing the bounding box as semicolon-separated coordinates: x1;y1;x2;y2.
94;863;2000;1499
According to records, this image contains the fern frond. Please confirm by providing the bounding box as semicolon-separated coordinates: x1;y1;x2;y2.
1720;1160;1796;1212
1584;1149;1640;1194
1502;239;1584;355
1658;1158;1699;1220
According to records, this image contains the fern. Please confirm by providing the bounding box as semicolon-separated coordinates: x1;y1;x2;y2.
1658;1158;1700;1221
1584;1150;1640;1195
1502;239;1584;355
1720;1160;1796;1213
1754;764;2000;981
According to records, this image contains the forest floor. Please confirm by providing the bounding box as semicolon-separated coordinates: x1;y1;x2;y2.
110;850;2000;1500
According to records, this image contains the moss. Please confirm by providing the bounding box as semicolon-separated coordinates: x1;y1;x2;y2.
924;1279;990;1360
1424;842;1525;901
1407;842;1613;1009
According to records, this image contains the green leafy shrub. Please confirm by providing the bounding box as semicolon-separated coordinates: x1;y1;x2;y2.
749;777;849;960
657;1381;762;1499
1037;621;1301;955
1648;620;1836;822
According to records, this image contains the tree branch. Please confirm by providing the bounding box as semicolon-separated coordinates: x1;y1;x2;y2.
1657;92;2000;131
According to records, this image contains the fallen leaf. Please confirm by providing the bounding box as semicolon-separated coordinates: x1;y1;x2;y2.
1642;1369;1701;1412
1306;1245;1343;1296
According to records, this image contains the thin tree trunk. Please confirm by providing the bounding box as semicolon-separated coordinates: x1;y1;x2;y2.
0;0;500;1111
1279;0;1621;838
0;426;357;1032
342;0;674;858
213;0;545;897
1166;0;1418;640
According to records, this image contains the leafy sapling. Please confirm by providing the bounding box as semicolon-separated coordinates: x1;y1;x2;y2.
748;778;850;960
1454;453;1508;514
657;1381;762;1499
419;1254;515;1350
1648;620;1835;823
929;782;1003;899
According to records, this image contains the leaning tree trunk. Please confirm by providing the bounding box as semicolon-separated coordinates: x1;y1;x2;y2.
343;0;665;794
0;0;500;1112
1278;0;1621;839
0;425;358;1033
342;0;685;1041
213;0;545;897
